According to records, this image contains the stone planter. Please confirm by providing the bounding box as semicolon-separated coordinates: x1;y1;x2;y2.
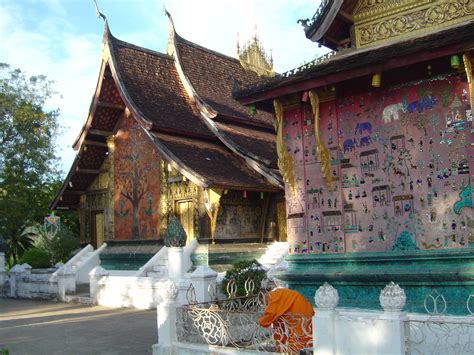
168;247;184;279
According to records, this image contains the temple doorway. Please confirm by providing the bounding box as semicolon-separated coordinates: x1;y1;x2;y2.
91;211;105;248
177;199;194;243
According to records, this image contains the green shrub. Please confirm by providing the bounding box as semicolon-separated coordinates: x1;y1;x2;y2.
49;227;80;264
19;248;52;268
221;259;267;297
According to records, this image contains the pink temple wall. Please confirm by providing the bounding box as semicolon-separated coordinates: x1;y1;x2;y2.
114;118;161;240
284;74;473;254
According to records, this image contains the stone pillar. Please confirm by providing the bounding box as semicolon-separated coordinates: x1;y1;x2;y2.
190;266;217;303
167;247;184;279
0;252;5;287
8;264;30;298
153;280;179;355
313;282;339;355
377;282;407;355
89;266;109;305
57;266;76;302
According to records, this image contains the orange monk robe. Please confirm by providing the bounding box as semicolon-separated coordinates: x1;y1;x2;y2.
258;288;314;352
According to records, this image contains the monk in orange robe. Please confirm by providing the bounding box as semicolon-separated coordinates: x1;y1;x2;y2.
258;288;314;353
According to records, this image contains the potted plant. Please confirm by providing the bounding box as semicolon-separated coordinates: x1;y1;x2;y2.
164;215;187;278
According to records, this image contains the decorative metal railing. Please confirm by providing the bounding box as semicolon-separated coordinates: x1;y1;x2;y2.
176;278;313;353
404;291;474;355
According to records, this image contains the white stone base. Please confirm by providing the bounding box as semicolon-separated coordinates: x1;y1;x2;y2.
152;342;275;355
0;271;6;287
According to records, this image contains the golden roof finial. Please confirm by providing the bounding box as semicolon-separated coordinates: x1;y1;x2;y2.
93;0;106;22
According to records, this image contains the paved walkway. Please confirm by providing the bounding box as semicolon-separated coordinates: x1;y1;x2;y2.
0;299;156;354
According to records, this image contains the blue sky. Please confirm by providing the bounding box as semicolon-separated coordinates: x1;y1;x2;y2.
0;0;326;174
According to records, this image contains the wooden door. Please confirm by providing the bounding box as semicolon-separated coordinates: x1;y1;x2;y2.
91;211;105;248
177;200;194;243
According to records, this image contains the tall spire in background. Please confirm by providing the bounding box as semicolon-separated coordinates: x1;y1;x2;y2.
237;26;275;77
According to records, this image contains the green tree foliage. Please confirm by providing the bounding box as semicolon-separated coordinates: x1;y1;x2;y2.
0;63;61;265
49;227;80;264
19;247;52;268
25;225;80;265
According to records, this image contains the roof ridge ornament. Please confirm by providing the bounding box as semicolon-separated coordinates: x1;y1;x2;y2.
163;6;176;56
93;0;107;22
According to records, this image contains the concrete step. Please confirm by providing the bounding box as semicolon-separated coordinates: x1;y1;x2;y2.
146;271;163;278
74;283;90;294
64;295;93;305
152;264;166;271
153;258;168;265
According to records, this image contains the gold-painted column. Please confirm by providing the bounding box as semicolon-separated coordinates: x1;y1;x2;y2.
309;90;333;192
106;135;115;240
463;53;474;129
273;99;295;195
79;194;87;244
204;188;222;243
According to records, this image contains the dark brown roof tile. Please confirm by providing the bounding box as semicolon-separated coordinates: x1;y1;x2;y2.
176;35;275;127
110;36;214;138
152;132;278;191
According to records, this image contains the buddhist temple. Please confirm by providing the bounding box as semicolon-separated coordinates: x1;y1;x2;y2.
235;0;474;314
50;13;287;270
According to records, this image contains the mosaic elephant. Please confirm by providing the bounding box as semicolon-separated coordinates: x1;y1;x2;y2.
359;135;372;147
407;96;436;113
382;103;403;123
343;138;357;152
355;122;372;135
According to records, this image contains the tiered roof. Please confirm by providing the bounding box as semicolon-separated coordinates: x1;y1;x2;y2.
51;18;282;210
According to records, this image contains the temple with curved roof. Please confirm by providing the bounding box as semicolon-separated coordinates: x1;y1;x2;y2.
50;15;286;252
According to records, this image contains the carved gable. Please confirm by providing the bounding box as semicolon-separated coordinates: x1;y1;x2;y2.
353;0;474;47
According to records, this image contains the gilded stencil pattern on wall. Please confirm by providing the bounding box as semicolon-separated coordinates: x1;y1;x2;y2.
170;181;199;200
213;192;263;240
355;1;474;47
86;192;108;210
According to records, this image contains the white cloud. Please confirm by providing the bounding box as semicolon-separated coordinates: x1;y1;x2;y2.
161;0;326;72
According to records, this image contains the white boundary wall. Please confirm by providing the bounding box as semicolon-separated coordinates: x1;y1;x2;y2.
0;252;6;287
91;271;161;309
152;281;474;355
